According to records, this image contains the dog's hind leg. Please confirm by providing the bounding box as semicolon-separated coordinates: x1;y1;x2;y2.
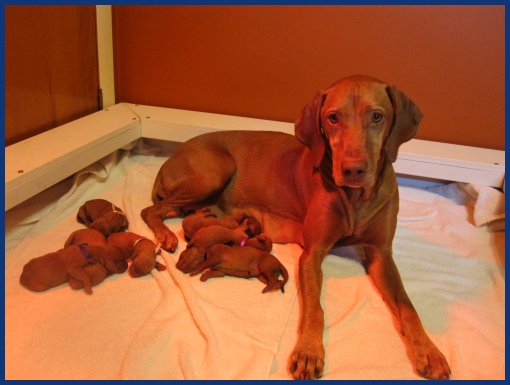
142;149;236;252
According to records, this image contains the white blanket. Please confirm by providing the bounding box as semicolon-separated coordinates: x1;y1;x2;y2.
5;139;505;380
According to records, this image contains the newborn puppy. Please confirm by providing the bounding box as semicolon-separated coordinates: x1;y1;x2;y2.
77;199;128;236
177;216;266;274
20;244;127;294
107;231;166;277
182;207;239;239
182;207;261;239
189;239;288;293
64;228;108;290
64;230;129;279
64;228;106;247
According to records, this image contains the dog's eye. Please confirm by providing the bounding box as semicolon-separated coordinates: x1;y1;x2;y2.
328;113;339;124
372;112;384;123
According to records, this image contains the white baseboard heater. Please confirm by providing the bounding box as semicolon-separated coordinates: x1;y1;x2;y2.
5;103;505;211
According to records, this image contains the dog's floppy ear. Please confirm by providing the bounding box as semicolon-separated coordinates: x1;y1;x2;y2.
295;90;327;168
77;205;92;226
385;85;423;162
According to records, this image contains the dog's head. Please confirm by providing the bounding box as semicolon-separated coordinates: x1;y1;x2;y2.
91;212;128;236
176;246;204;273
129;257;154;278
295;75;422;192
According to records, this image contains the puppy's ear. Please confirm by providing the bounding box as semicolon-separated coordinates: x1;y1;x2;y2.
90;218;111;236
295;90;327;169
385;85;423;162
77;205;91;226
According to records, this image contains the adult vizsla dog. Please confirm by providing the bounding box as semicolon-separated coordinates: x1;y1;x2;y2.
141;75;450;379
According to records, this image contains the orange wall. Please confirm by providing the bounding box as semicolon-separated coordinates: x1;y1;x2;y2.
113;5;504;150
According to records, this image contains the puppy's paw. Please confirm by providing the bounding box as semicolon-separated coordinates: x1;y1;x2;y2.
412;342;451;379
289;340;325;380
84;286;93;295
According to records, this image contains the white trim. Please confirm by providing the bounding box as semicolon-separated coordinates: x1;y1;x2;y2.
129;103;294;142
130;103;505;188
395;139;504;187
96;5;116;108
5;104;140;210
5;102;505;211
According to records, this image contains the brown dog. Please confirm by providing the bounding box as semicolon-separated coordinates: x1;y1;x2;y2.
19;243;127;294
77;199;129;236
182;207;261;240
64;229;127;275
178;227;271;273
189;238;287;293
107;232;166;277
65;228;106;247
64;228;109;290
182;207;239;239
140;75;450;379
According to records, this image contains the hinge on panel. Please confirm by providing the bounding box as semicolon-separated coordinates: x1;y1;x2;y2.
97;88;104;110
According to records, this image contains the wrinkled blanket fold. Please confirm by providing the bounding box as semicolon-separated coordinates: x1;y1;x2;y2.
121;244;299;379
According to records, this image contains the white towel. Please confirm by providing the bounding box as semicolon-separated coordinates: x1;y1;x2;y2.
426;182;505;231
468;184;505;230
120;233;300;379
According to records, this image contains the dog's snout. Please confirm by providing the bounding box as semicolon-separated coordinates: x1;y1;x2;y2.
342;160;367;180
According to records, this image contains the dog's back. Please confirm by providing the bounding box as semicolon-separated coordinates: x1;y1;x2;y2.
164;131;308;243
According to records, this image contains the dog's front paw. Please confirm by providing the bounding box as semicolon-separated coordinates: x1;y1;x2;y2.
412;342;451;380
156;230;178;253
289;340;325;380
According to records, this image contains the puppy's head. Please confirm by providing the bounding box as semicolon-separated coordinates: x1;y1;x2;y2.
129;257;155;278
176;247;204;273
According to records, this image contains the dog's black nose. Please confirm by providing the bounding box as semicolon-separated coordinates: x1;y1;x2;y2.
342;160;367;180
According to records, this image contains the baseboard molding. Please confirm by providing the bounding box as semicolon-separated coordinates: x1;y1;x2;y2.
5;104;140;211
5;102;505;211
131;103;505;188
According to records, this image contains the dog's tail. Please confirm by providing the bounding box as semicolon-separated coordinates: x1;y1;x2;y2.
279;263;290;293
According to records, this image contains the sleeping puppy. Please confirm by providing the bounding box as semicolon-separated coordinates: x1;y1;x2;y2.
77;199;129;236
189;238;288;293
19;244;127;294
107;231;166;277
177;218;266;274
64;229;128;275
182;207;261;240
64;228;106;247
64;228;108;290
